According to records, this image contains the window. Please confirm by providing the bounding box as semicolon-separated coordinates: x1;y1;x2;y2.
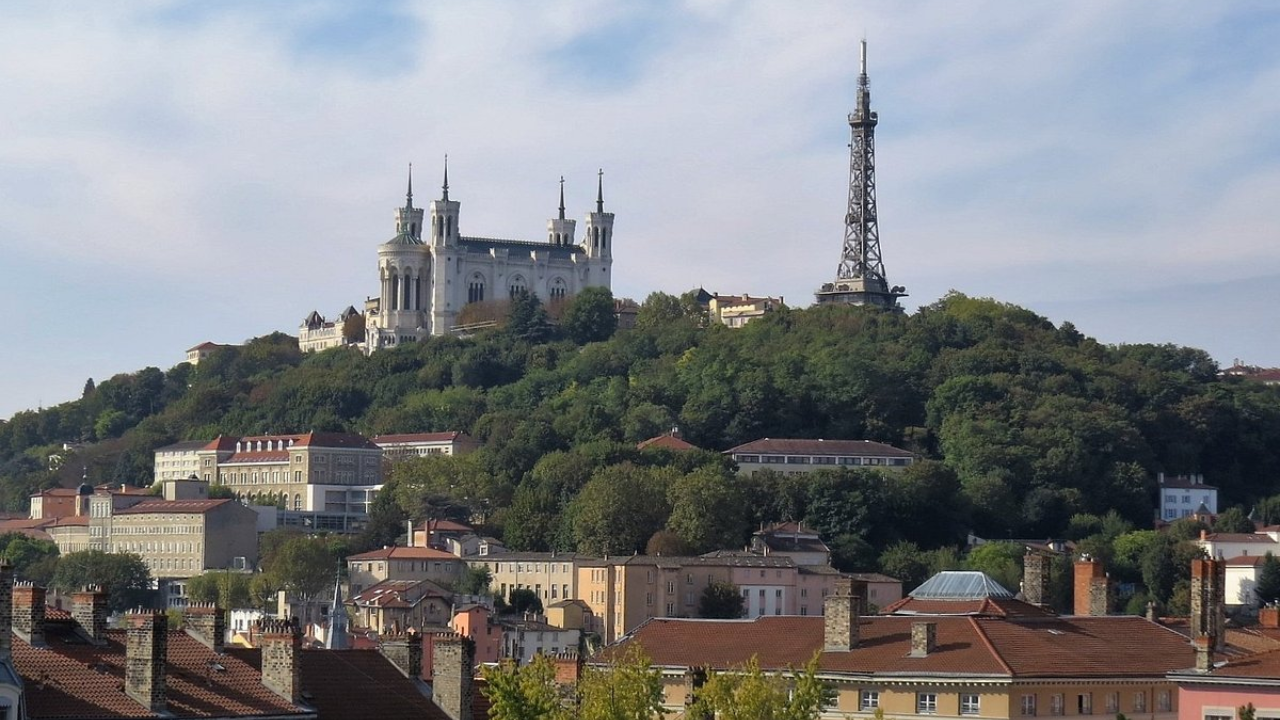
861;691;880;710
1133;693;1146;713
1105;693;1118;714
961;694;980;715
1078;694;1091;715
1050;694;1064;716
917;694;938;714
1157;691;1171;712
1204;715;1232;720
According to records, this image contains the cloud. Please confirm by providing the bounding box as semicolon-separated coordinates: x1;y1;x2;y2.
1;1;1280;417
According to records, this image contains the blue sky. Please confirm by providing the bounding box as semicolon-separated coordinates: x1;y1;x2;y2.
2;1;1280;419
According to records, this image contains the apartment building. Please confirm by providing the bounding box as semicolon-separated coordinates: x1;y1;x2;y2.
725;438;915;476
602;575;1193;720
346;546;464;595
151;440;207;484
372;432;480;460
466;552;587;605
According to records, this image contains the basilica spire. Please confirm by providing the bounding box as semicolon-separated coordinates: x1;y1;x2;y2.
596;168;604;213
441;154;450;201
558;176;566;221
405;163;414;209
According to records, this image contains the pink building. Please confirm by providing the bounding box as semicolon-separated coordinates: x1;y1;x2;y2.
1172;644;1280;720
452;603;501;665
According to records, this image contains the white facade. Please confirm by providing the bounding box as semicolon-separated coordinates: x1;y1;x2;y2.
740;584;788;618
365;165;614;350
152;441;206;484
1158;473;1218;521
298;306;361;353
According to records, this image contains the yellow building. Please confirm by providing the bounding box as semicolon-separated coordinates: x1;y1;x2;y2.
466;552;587;606
603;575;1194;720
346;545;463;596
197;432;383;511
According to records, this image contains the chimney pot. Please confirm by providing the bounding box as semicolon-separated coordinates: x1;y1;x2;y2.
12;582;46;647
184;602;225;653
910;621;937;657
823;578;860;652
258;618;302;703
72;585;109;645
125;609;168;714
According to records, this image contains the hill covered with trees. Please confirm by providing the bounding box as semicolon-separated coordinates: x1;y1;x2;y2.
4;289;1280;608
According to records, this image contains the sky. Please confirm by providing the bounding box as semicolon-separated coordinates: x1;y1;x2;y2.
2;1;1280;420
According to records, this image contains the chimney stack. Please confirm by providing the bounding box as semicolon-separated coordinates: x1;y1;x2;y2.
125;609;168;714
1194;634;1213;673
184;602;225;653
259;618;302;703
12;581;46;647
72;585;109;645
910;621;937;657
0;560;12;661
1073;557;1109;616
380;629;424;679
1022;552;1051;607
823;577;861;652
1190;558;1226;651
432;632;475;720
1260;605;1280;629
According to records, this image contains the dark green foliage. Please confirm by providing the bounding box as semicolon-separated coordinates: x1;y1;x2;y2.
456;565;492;596
51;550;152;612
0;532;59;584
698;581;744;618
507;587;542;614
1257;553;1280;605
1214;506;1255;533
560;287;617;344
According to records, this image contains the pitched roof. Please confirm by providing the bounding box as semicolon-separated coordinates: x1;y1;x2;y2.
1158;476;1218;490
15;626;303;719
724;438;913;457
113;499;234;515
636;434;699;452
1206;533;1278;544
347;546;459;562
607;614;1194;679
910;571;1013;600
372;432;472;445
350;579;451;608
154;441;209;453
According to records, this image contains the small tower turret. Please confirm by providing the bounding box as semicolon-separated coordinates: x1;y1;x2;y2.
547;176;577;247
582;169;614;262
429;155;460;248
395;164;425;241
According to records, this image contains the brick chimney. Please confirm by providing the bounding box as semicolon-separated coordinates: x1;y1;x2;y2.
1073;557;1109;616
12;582;46;647
259;618;302;704
125;609;168;714
554;651;584;685
184;602;225;653
1260;605;1280;628
823;577;860;652
432;632;475;720
0;560;12;661
1194;634;1213;673
1022;552;1051;607
380;629;424;679
1191;558;1226;651
72;585;109;645
910;622;937;657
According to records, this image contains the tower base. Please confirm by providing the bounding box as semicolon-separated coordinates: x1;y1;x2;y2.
815;280;906;310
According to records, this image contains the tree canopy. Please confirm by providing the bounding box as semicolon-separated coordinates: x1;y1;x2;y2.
51;550;151;612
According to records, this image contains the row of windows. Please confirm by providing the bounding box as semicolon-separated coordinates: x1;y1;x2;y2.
1020;690;1169;716
736;454;910;467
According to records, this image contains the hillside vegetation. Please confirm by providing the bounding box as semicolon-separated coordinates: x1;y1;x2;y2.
4;290;1280;593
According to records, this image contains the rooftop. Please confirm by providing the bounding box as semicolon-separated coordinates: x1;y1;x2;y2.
348;546;459;562
725;438;913;458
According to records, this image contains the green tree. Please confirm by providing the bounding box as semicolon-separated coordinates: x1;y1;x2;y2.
1256;553;1280;605
186;570;253;608
264;535;340;605
698;581;744;619
506;290;554;343
561;287;618;344
0;532;60;583
51;550;152;612
1141;538;1178;605
965;541;1024;592
578;645;666;720
570;464;674;555
456;565;492;596
481;655;571;720
508;588;543;614
341;313;366;344
666;467;747;554
691;653;831;720
879;541;931;591
1214;506;1255;533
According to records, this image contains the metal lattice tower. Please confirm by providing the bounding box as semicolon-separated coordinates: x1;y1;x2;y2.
816;41;906;309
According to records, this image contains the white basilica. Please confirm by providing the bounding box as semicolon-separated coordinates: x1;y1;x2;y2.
363;162;615;351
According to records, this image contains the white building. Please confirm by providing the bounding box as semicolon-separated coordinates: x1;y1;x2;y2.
725;438;915;476
365;163;614;349
152;440;207;484
1197;530;1280;563
298;306;361;353
499;615;581;664
371;431;479;460
1158;473;1218;521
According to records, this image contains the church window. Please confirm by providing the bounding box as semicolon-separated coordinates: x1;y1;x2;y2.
447;216;453;237
509;276;527;297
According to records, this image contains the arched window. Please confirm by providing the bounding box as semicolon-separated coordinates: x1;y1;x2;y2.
467;274;486;304
509;275;527;297
294;494;302;511
549;277;568;299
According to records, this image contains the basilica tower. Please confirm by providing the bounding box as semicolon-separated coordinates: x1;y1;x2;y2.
815;41;906;310
581;170;614;278
367;166;429;350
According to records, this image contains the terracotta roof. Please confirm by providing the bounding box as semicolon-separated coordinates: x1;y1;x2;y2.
1206;533;1278;543
227;648;450;720
1226;555;1269;566
416;519;474;533
114;499;234;515
203;433;379;453
16;625;303;719
725;438;913;457
221;451;290;464
372;432;471;445
186;341;230;352
610;614;1194;679
347;547;459;561
636;434;699;452
1171;645;1280;681
350;579;450;608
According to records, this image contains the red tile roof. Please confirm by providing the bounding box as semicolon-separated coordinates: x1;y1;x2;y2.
637;434;699;452
1206;533;1278;543
347;546;459;561
372;432;470;444
609;614;1194;679
350;579;450;608
221;451;291;464
725;438;913;457
1172;646;1280;681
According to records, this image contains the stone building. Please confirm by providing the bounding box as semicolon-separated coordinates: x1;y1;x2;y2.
197;432;383;512
365;163;614;349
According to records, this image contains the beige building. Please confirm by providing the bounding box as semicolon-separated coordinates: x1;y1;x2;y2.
726;438;915;476
346;546;464;596
708;292;784;328
197;432;383;511
151;440;207;484
372;432;480;460
347;578;452;634
44;482;258;586
298;306;361;353
184;341;233;366
466;552;587;606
